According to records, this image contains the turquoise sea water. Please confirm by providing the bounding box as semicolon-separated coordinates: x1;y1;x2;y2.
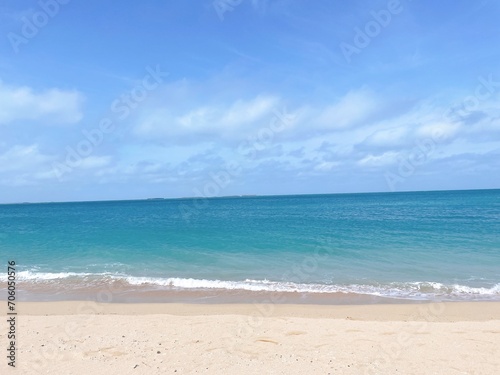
1;189;499;302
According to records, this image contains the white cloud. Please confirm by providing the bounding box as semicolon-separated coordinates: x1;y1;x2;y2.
0;144;59;186
132;85;383;146
362;126;410;148
0;144;53;173
315;88;379;130
79;156;112;170
220;96;278;126
358;151;400;167
0;144;112;185
416;122;460;141
314;161;340;171
0;81;84;125
134;95;280;140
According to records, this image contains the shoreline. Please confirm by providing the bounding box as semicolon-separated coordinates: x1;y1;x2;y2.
5;281;500;305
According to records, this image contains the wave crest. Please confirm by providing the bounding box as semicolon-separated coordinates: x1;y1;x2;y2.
1;271;499;300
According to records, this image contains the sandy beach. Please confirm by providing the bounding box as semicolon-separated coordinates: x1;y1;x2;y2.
1;301;499;374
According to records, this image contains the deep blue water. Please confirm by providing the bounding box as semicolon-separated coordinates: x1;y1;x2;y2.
1;189;499;301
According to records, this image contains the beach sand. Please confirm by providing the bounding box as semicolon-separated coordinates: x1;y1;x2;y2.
1;301;499;374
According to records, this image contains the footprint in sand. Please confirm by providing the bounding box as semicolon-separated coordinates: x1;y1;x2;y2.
256;338;279;344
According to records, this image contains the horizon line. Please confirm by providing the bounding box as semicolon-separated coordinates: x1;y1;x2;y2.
1;187;499;206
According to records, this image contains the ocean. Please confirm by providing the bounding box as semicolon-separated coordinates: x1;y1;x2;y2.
1;189;499;303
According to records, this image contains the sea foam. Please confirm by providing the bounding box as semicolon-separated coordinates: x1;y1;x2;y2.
2;272;499;301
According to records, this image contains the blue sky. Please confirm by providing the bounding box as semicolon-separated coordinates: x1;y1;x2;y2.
0;0;499;203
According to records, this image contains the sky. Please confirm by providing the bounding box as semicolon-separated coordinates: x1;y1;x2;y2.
0;0;499;203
